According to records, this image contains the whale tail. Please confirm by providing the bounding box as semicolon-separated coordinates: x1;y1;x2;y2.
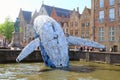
16;38;40;62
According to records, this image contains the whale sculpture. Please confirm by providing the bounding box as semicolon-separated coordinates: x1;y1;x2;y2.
16;15;105;68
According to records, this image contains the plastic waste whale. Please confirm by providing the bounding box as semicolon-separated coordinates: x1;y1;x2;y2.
16;15;105;68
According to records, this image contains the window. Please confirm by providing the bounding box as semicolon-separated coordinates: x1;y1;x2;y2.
86;32;89;38
83;14;87;19
70;30;73;35
64;28;68;34
109;0;114;6
83;15;87;19
99;11;104;23
98;27;104;41
109;27;115;41
85;22;90;27
119;27;120;41
0;42;1;46
81;31;85;38
109;8;115;22
119;0;120;3
100;0;104;8
60;22;64;27
75;22;78;27
82;23;85;27
119;8;120;20
75;30;78;36
70;22;73;27
66;29;68;33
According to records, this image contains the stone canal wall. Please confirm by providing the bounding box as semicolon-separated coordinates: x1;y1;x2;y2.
69;51;120;64
0;49;120;64
0;49;43;63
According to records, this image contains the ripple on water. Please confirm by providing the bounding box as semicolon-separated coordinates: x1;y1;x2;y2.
0;71;16;80
0;63;40;80
0;62;120;80
78;77;99;80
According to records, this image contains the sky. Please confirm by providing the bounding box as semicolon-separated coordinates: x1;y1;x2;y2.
0;0;91;23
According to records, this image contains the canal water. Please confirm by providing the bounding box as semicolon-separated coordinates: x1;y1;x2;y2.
0;61;120;80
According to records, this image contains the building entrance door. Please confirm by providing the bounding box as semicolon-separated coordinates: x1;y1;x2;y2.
113;45;118;52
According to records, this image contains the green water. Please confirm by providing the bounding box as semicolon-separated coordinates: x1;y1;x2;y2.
0;61;120;80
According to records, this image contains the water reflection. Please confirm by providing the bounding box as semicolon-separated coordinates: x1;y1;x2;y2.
0;61;120;80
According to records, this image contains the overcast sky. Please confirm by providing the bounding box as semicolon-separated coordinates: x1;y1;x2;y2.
0;0;91;23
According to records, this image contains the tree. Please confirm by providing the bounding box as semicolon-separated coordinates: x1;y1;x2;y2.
0;17;14;43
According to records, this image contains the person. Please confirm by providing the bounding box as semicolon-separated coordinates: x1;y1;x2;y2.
110;47;113;52
14;18;20;32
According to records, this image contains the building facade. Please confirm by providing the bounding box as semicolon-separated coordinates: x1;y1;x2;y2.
63;7;92;40
63;7;92;50
91;0;120;52
67;8;80;37
80;7;92;40
18;9;34;46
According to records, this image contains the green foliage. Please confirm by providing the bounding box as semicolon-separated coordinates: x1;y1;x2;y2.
0;17;14;42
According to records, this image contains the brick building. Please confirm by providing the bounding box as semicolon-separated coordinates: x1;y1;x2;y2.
80;7;92;40
63;7;92;40
91;0;120;52
39;4;71;27
67;8;80;37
